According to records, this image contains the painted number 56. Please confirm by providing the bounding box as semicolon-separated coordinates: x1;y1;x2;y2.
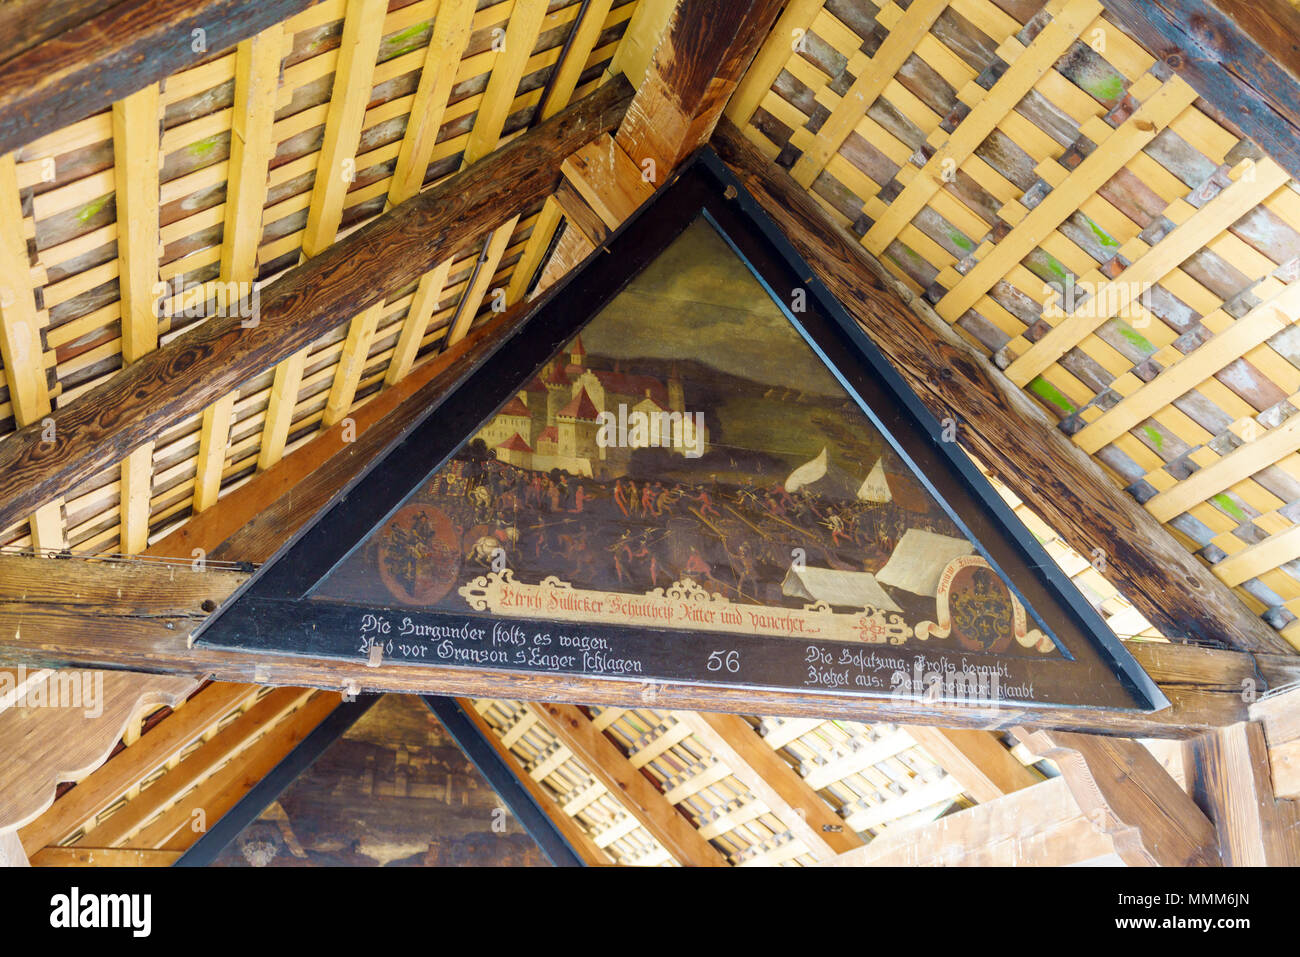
707;650;740;673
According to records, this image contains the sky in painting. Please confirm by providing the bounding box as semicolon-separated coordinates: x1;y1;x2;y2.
580;217;844;396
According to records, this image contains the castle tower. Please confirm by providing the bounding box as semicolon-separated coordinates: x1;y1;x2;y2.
668;361;685;413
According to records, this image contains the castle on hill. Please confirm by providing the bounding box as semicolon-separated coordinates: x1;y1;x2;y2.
474;336;708;478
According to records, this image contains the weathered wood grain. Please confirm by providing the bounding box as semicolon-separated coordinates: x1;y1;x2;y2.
1098;0;1300;183
0;78;634;534
0;0;322;157
713;117;1295;657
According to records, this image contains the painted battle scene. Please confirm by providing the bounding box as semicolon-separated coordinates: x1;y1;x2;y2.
212;695;549;867
316;220;1060;657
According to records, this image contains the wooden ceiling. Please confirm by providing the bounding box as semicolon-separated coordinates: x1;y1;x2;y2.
4;0;1300;868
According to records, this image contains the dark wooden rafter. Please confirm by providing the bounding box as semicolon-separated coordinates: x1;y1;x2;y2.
712;118;1295;658
1097;0;1300;183
0;0;321;158
0;77;635;535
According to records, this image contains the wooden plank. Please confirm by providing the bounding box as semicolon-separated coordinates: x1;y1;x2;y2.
615;0;786;177
0;78;634;533
193;392;237;512
255;348;308;471
301;0;386;259
673;710;863;859
219;24;283;285
76;687;317;848
0;553;1267;737
19;682;257;856
0;669;199;832
1097;0;1300;183
0;829;29;867
1074;279;1300;453
384;260;453;384
903;726;1040;803
0;0;319;158
457;698;612;864
540;0;617;120
561;133;656;228
937;77;1200;324
320;302;381;428
462;0;549;167
1185;720;1300;865
1006;158;1292;387
822;776;1118;865
119;444;153;554
387;0;477;206
1146;409;1300;522
112;83;160;364
443;216;519;349
505;194;563;305
714;117;1295;656
150;691;339;851
789;0;950;188
1016;726;1221;865
724;0;825;128
31;846;180;867
531;702;727;865
862;0;1103;256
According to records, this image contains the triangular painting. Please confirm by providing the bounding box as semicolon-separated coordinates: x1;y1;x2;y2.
197;153;1164;713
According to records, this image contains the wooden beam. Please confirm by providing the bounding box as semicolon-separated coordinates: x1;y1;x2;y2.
504;195;563;305
456;699;613;865
31;846;180;867
320;302;381;429
462;0;548;167
0;553;1275;736
561;133;655;229
903;727;1040;803
0;77;634;533
443;215;519;349
539;0;617;120
1097;0;1300;183
1185;720;1300;865
0;828;28;867
1016;727;1221;865
0;0;318;158
531;702;726;866
713;118;1294;656
615;0;786;178
19;682;258;856
672;710;863;859
821;777;1120;866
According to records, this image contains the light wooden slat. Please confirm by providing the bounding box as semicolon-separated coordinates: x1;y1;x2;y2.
862;0;1102;256
788;0;951;188
936;77;1200;324
220;25;284;285
532;702;727;866
1213;524;1300;588
119;445;153;554
1146;413;1300;522
321;303;382;428
541;0;617;119
903;726;1040;803
462;0;548;166
19;683;258;856
384;259;453;385
1006;157;1292;385
1075;280;1300;453
444;215;519;348
505;194;562;305
112;84;161;364
674;710;863;859
387;0;477;206
256;348;309;471
301;0;387;259
725;0;826;127
193;393;238;512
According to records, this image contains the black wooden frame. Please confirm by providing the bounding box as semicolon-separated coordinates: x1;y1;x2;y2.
194;150;1164;714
